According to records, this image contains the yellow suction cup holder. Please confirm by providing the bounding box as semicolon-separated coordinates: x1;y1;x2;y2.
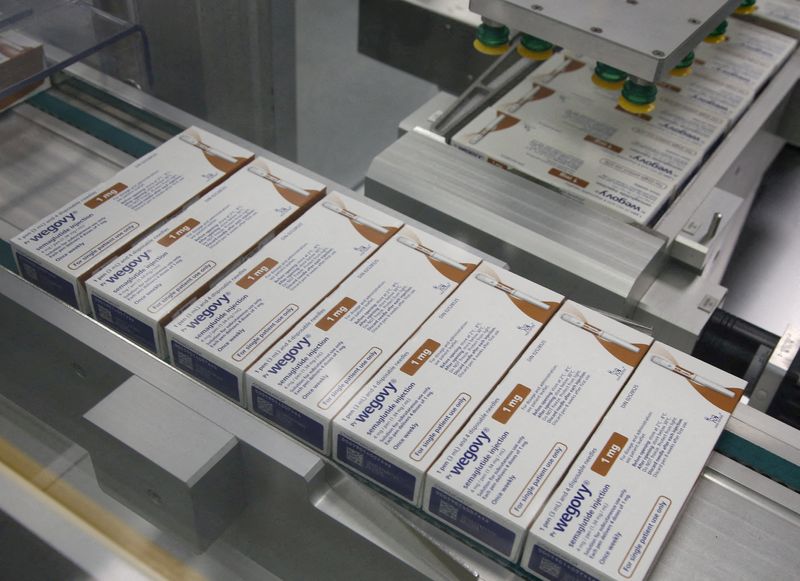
517;43;553;61
516;34;554;61
474;38;509;56
592;63;628;91
474;22;510;56
735;1;758;15
670;51;695;77
704;34;727;44
617;97;656;115
704;19;728;44
618;78;658;114
591;74;626;91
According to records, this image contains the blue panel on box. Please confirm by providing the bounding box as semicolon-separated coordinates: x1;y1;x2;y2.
92;294;156;353
429;487;516;557
337;434;416;501
16;252;79;308
172;340;240;402
528;544;599;581
251;387;324;451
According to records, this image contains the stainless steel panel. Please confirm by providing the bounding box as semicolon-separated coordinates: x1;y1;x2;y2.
651;453;800;581
633;260;728;351
671;187;744;270
366;130;667;316
86;377;245;549
722;145;800;335
86;377;239;486
358;0;487;94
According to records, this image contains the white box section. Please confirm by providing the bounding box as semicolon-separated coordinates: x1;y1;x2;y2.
332;264;564;505
422;302;653;561
165;192;403;405
741;0;800;37
246;226;480;455
516;51;729;142
452;100;684;225
521;19;795;127
700;16;798;67
522;342;746;581
12;127;253;312
452;63;714;225
669;18;797;123
87;157;322;357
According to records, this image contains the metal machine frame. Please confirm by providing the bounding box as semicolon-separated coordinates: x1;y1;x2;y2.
468;0;744;82
364;29;800;351
0;59;798;579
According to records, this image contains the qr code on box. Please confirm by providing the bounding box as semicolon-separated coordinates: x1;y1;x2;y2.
97;304;113;323
439;499;459;521
346;447;364;467
176;350;194;371
540;557;561;578
22;264;38;282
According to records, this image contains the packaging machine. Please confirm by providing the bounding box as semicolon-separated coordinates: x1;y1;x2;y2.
0;1;799;580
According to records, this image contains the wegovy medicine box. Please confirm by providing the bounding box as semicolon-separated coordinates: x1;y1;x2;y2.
512;51;729;146
422;301;653;561
12;127;253;311
452;48;741;225
332;263;564;505
87;157;322;357
740;0;800;38
246;226;480;455
522;341;745;581
662;19;796;125
452;21;796;226
452;98;686;226
165;192;402;404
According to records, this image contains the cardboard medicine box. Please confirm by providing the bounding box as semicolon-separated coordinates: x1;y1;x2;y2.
246;226;480;454
333;264;564;505
166;192;402;404
12;127;253;311
87;157;321;356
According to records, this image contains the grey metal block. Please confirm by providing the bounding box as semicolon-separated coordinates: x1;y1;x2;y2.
84;376;245;550
469;0;742;82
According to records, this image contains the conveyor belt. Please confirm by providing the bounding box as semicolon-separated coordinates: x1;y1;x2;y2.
0;74;799;581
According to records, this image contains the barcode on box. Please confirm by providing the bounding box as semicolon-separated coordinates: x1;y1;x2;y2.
439;499;460;521
346;447;364;467
176;350;194;371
